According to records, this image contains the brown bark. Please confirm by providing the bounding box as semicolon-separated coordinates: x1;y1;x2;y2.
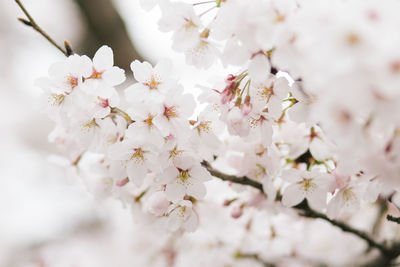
74;0;145;71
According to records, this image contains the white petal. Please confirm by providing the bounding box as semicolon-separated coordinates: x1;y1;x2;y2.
327;193;344;219
159;166;179;184
187;180;206;199
248;54;271;83
127;163;147;186
282;183;305;207
103;67;125;86
190;165;212;181
125;83;147;103
93;45;114;71
166;182;186;202
183;211;199;232
307;189;327;211
130;60;153;82
281;168;302;183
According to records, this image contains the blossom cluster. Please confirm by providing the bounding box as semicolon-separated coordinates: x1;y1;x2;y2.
36;0;400;264
137;0;390;218
38;45;216;232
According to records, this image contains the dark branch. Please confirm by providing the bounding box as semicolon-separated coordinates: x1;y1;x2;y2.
201;160;400;261
15;0;70;56
387;215;400;224
201;161;263;191
73;0;145;70
234;251;276;267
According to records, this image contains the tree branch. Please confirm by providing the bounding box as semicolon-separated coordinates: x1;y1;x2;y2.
201;161;263;191
387;215;400;224
15;0;70;56
201;160;400;262
73;0;145;70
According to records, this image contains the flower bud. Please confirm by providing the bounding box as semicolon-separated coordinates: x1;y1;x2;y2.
231;205;243;219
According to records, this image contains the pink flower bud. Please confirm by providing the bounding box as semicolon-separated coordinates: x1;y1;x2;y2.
116;177;129;187
241;95;252;115
231;206;243;219
225;74;236;82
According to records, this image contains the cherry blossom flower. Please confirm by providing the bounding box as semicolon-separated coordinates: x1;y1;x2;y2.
161;157;211;202
126;59;174;103
281;168;331;210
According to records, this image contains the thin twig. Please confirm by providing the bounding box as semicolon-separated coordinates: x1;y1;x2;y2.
15;0;69;56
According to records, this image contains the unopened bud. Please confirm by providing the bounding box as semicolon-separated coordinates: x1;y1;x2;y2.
116;177;129;187
231;206;243;218
18;18;32;26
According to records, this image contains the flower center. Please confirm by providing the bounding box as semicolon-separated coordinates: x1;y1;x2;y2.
143;114;155;129
299;178;317;193
164;105;178;120
67;75;78;88
130;148;145;164
88;68;103;79
98;97;109;108
144;76;161;90
196;121;212;135
49;94;65;106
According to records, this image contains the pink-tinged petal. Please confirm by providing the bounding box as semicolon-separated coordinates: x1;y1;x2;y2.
183;211;199;232
274;77;290;98
108;91;120;107
187;180;206;199
108;143;131;160
93;45;114;71
281;168;302;183
260;121;273;145
127;163;147;186
167;209;182;231
307;189;327;211
147;191;170;216
145;152;162;173
109;161;127;181
93;106;110;119
166;182;186;202
310;138;333;162
103;67;126;86
130;60;153;82
327;192;344;219
268;96;283;119
288;103;308;123
190;165;211;181
77;55;94;77
125;83;148;102
248;54;271;83
282;183;305;207
160;166;179;184
179;94;196;118
174;156;195;170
